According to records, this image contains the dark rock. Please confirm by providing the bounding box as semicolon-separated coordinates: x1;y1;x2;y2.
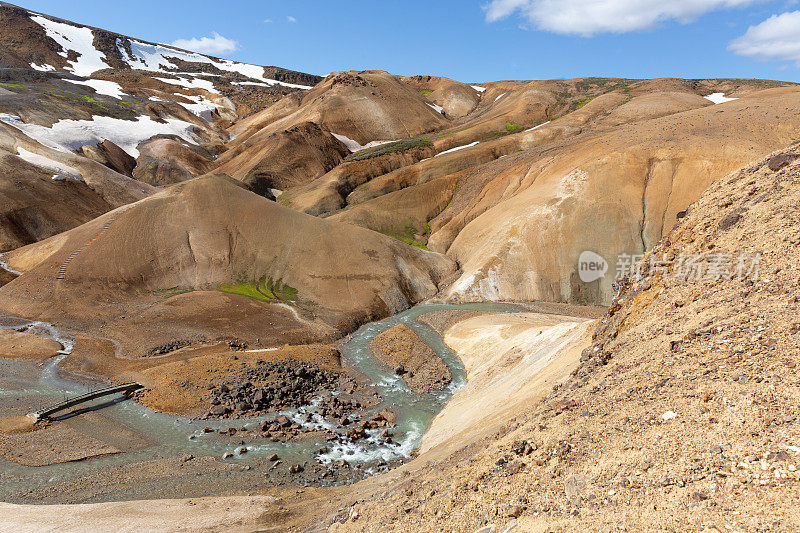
347;427;367;440
766;450;792;462
209;405;230;416
718;211;742;231
147;339;192;357
767;153;798;171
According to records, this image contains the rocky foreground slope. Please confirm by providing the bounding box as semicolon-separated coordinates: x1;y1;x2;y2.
326;146;800;531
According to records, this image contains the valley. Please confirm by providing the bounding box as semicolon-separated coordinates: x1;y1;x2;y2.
0;1;798;531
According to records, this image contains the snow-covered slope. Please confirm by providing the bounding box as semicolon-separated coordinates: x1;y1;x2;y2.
31;15;110;76
0;113;198;157
0;2;320;94
114;38;313;90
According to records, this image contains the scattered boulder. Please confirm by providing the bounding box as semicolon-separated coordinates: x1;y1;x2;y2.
767;153;798;171
718;210;743;231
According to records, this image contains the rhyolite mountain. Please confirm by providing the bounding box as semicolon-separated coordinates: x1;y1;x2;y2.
1;0;799;339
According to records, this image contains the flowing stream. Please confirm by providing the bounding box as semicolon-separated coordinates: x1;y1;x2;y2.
0;302;527;494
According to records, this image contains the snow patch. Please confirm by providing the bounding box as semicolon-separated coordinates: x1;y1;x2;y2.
16;147;83;181
494;92;508;102
0;252;23;276
704;93;738;104
1;113;197;157
524;121;551;132
31;16;110;77
154;76;219;94
331;132;363;152
117;38;312;89
436;141;479;157
64;79;127;99
427;102;445;114
471;85;486;93
25;15;313;90
30;63;55;72
179;95;219;120
330;133;396;153
0;113;69;152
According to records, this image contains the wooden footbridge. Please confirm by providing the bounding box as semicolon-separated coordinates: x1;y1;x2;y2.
28;382;143;422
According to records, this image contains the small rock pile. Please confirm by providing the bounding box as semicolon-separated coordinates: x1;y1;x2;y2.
342;411;396;442
203;360;359;418
146;339;192;357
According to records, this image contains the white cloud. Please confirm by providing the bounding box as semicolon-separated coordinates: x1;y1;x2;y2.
287;15;297;23
729;11;800;65
171;32;239;55
484;0;758;36
264;18;273;23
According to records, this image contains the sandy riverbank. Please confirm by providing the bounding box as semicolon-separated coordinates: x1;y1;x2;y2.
419;312;594;456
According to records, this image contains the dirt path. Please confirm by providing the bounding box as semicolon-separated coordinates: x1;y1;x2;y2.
0;496;281;533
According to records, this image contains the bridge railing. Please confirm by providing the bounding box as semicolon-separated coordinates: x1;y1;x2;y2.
28;382;143;422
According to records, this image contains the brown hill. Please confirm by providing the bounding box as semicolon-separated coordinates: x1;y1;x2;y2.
298;83;799;306
0;175;456;356
276;79;799;307
0;119;155;253
0;1;320;102
402;75;482;118
0;151;111;253
219;70;450;165
132;137;214;186
213;121;350;195
277;78;787;223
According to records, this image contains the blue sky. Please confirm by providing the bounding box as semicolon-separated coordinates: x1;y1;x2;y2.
13;0;800;83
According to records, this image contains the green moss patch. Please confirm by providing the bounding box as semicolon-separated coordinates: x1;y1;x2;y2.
380;219;430;250
220;276;298;303
505;122;524;134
